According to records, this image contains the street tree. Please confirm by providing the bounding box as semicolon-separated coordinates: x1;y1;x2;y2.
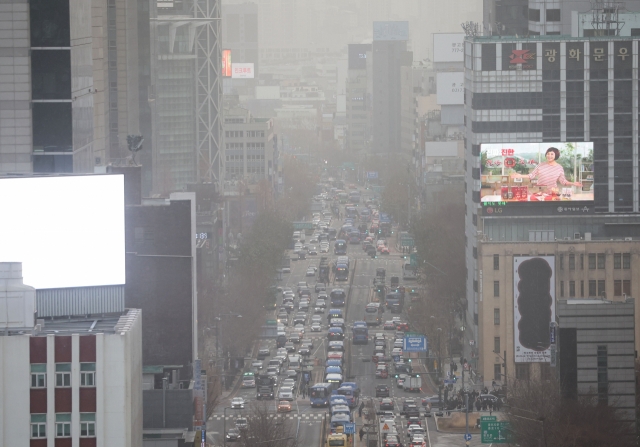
239;401;298;447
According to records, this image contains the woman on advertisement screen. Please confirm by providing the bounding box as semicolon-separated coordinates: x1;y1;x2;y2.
511;147;582;189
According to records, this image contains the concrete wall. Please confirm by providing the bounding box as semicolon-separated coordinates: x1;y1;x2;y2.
0;335;30;447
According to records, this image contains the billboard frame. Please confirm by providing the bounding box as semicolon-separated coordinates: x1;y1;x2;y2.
433;33;465;63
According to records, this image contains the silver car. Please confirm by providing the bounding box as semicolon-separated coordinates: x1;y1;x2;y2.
278;386;294;401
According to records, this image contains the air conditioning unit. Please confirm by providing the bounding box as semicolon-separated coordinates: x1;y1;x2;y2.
574;233;581;240
625;237;632;241
564;237;571;241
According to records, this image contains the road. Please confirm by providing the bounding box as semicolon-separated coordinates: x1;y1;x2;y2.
207;187;481;447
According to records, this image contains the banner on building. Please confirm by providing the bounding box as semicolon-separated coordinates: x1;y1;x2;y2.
222;49;232;77
231;63;254;79
433;33;465;62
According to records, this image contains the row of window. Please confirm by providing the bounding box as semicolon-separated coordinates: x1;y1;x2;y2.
492;253;632;270
226;166;265;174
493;362;554;382
31;363;95;388
225;143;266;150
224;130;266;138
493;279;631;299
225;155;265;161
31;413;95;438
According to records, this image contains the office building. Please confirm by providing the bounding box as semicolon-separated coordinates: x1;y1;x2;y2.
346;44;371;153
464;35;640;374
0;262;142;447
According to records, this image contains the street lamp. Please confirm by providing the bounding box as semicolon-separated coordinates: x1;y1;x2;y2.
214;313;242;371
436;328;442;378
223;406;231;447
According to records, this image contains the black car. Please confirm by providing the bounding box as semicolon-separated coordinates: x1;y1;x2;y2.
380;398;394;411
226;428;241;442
376;384;390;398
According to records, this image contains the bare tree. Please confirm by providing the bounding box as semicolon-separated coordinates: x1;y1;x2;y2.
505;376;635;447
205;372;222;421
240;401;298;447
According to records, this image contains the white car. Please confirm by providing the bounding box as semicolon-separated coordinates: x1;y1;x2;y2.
251;360;263;369
319;245;329;254
306;268;316;277
294;323;305;334
281;266;291;273
311;322;322;332
294;243;302;254
231;397;245;409
278;386;294;401
391;347;403;357
312;315;322;324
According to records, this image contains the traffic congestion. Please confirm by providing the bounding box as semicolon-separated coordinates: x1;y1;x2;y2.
208;179;467;447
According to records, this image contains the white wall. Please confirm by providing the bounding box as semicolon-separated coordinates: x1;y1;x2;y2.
0;335;30;447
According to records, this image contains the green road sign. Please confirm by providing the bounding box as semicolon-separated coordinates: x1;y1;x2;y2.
293;222;315;230
266;320;277;326
481;416;510;444
409;253;418;266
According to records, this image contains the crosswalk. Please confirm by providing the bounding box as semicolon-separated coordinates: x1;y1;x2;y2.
211;413;325;421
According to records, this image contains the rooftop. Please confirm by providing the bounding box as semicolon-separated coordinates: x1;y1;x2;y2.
469;35;640;43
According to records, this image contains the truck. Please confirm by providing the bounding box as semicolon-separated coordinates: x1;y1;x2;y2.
256;374;275;399
379;213;392;237
318;257;331;283
403;374;422;392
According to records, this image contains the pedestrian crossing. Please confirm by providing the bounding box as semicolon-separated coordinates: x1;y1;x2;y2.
211;413;325;421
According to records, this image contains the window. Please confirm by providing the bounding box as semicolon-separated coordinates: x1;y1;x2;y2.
494;337;500;354
56;413;71;437
623;253;631;269
31;364;46;388
81;363;96;387
31;414;46;438
597;253;606;269
559;255;564;270
546;9;561;22
623;280;631;296
581;280;584;296
569;280;576;297
614;253;621;269
560;281;565;297
493;281;500;297
589;280;597;296
569;254;575;270
580;254;584;269
597;345;608;404
55;363;71;387
494;308;500;325
80;413;96;437
529;8;541;21
598;280;606;297
614;280;622;296
515;363;530;380
589;253;596;269
493;254;499;270
494;364;502;381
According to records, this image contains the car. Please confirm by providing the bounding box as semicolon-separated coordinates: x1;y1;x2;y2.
311;315;322;324
376;384;390;397
226;428;241;442
231;397;245;409
278;386;294;401
251;360;263;369
396;322;410;331
308;247;318;256
379;398;394;411
294;323;305;334
391;347;403;357
235;417;248;429
298;345;310;355
379;246;390;255
311;322;322;331
375;366;389;379
421;395;440;407
314;307;325;314
396;374;408;388
282;378;296;389
293;315;306;325
283;301;294;311
257;348;270;359
316;298;327;308
315;283;326;293
267;367;279;378
478;394;501;405
284;342;295;353
278;400;292;412
306;268;316;277
319;245;329;253
385;434;402;447
285;369;298;379
384;321;396;330
288;333;301;343
293;243;302;254
394;339;404;349
406;415;421;427
407;426;426;440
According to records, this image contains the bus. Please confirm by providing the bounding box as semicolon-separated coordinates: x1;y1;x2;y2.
337;192;349;203
327;308;344;321
330;289;346;307
352;321;369;345
348;191;360;203
310;383;333;407
326;433;352;447
385;292;405;313
345;206;358;220
334;240;347;255
402;263;417;280
335;263;349;281
364;303;382;326
335;385;359;408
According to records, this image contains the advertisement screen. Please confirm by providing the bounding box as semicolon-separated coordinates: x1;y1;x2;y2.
436;72;464;105
373;21;409;41
222;49;232;77
480;142;594;205
231;62;254;79
433;33;465;62
0;175;125;289
513;256;555;363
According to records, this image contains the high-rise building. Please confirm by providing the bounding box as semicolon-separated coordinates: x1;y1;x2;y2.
346;44;371;153
464;35;640;376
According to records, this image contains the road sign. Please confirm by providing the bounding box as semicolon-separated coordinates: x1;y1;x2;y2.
481;417;510;444
380;422;392;434
403;336;428;352
344;422;356;434
444;379;455;384
464;433;472;441
266;319;277;326
392;355;401;362
366;171;378;179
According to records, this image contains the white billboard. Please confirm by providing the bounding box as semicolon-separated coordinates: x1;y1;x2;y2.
231;63;255;79
436;72;464;105
513;256;555;363
433;33;465;62
0;175;125;289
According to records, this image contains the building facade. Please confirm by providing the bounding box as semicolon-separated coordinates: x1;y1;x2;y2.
464;35;640;373
0;263;142;447
346;44;371;153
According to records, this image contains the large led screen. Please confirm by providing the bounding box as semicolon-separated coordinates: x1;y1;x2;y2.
513;256;555;363
0;175;125;289
480;142;593;205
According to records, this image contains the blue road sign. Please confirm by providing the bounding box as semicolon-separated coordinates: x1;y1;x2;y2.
367;171;379;179
392;355;401;362
344;423;356;434
444;379;455;384
403;336;427;352
464;433;472;441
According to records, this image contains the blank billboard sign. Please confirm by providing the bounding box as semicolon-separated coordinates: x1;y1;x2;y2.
513;256;555;363
433;33;465;62
436;72;464;105
0;175;125;289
